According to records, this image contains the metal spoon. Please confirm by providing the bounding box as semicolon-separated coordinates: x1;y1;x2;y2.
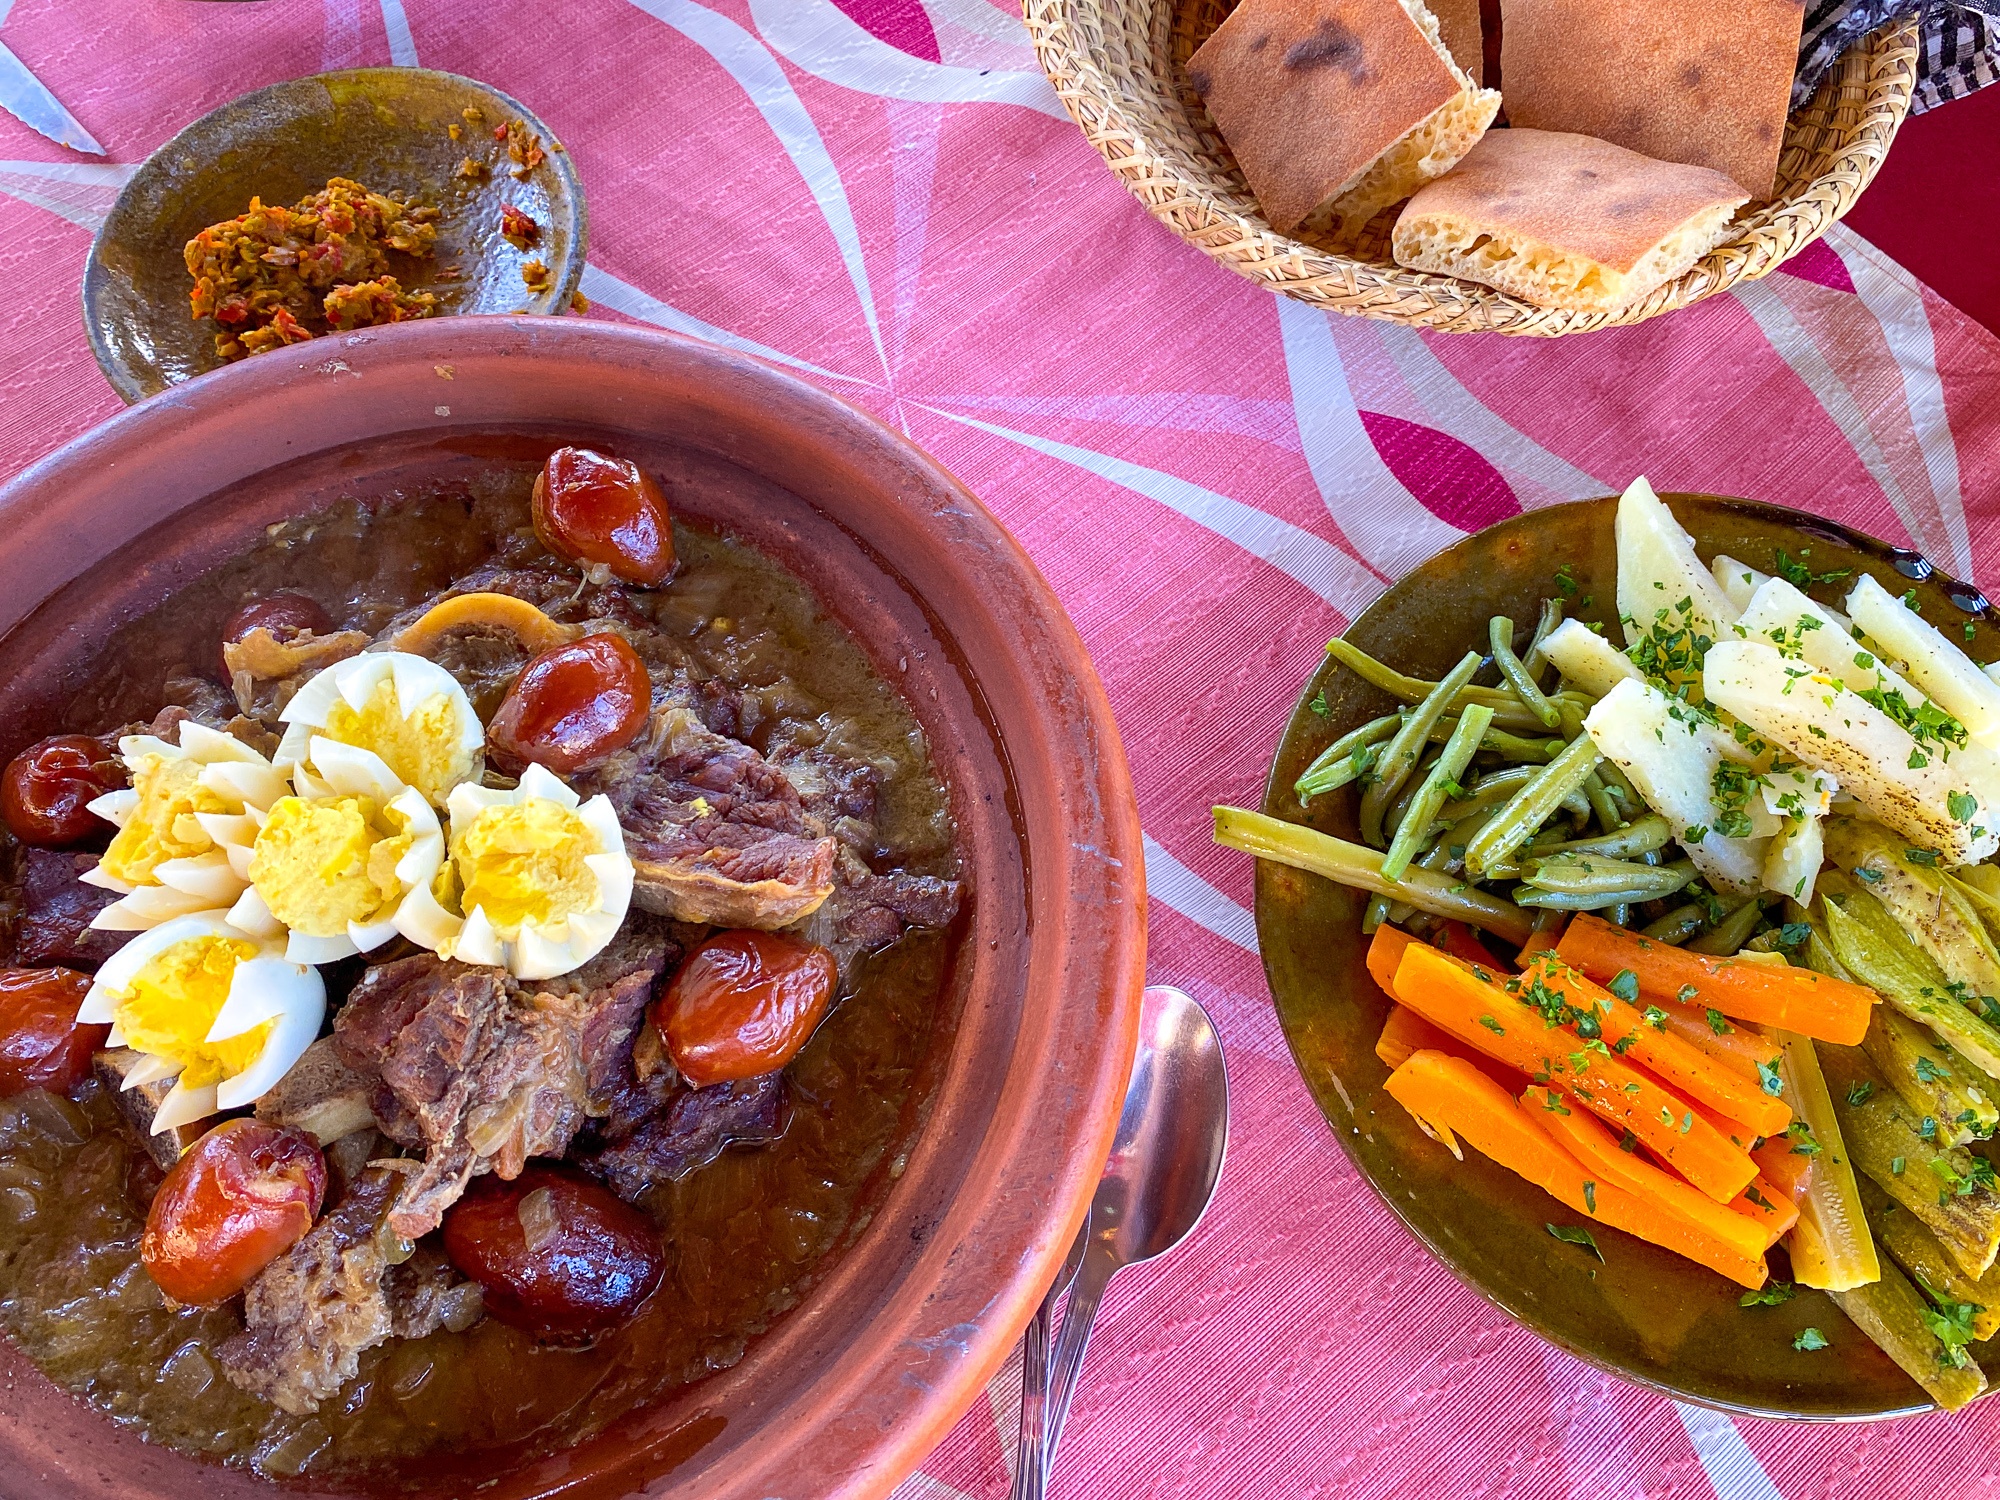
1008;1215;1087;1500
1013;985;1230;1498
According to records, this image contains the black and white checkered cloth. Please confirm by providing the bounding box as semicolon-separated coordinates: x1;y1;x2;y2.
1796;0;2000;112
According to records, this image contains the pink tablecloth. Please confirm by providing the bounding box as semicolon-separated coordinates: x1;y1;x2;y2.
5;3;2000;1497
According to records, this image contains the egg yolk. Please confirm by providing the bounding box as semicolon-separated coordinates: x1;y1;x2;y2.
99;752;235;888
453;799;601;937
249;794;415;937
115;935;272;1090
321;677;477;806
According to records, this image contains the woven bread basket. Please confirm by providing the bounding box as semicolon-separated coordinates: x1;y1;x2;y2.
1024;0;1921;334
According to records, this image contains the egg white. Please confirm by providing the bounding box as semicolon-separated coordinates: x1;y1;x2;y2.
274;651;483;802
408;762;634;981
213;737;449;966
79;912;325;1133
82;722;289;930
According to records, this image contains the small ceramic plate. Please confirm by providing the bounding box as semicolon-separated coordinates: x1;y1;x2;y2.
82;67;586;402
1256;493;1997;1419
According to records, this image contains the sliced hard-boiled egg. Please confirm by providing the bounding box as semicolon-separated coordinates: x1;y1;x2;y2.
276;651;483;808
402;761;633;981
217;737;449;966
83;722;290;930
78;913;324;1133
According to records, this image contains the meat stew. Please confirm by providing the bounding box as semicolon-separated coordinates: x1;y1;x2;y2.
0;448;962;1481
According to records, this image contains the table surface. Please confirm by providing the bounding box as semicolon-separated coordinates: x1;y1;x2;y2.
2;4;1999;1499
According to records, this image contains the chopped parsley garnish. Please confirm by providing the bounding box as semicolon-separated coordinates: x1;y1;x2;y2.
1892;1155;1907;1176
1916;1055;1950;1084
1858;684;1968;750
1705;1007;1732;1036
1846;1081;1875;1107
1478;1015;1505;1035
1739;1281;1798;1308
1906;847;1942;868
1793;1327;1830;1352
1773;923;1811;952
1773;547;1849;588
1642;1005;1668;1030
1607;969;1640;1003
1309;689;1330;718
1915;1276;1984;1370
1546;1223;1603;1261
1744;1184;1776;1210
1757;1058;1784;1098
1582;1180;1596;1213
1950;790;1979;825
1553;565;1579;600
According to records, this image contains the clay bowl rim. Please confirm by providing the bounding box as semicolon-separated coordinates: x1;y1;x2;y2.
1254;492;1999;1422
0;315;1146;1497
81;66;589;405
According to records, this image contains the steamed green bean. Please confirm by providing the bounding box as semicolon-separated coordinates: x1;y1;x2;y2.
1359;651;1483;846
1382;705;1493;881
1490;614;1562;729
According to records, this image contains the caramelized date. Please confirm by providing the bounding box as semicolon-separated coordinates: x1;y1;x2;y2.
488;633;651;774
532;447;674;586
220;592;332;676
2;735;123;847
656;930;836;1087
222;592;332;644
0;968;104;1095
441;1165;663;1339
142;1120;326;1306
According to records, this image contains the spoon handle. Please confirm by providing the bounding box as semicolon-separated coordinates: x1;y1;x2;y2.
1042;1240;1116;1472
1007;1289;1056;1500
1011;1220;1089;1500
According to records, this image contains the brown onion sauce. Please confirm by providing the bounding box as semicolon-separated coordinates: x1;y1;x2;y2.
0;471;957;1478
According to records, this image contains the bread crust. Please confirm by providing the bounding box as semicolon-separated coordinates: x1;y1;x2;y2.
1499;0;1805;199
1427;0;1484;78
1189;0;1490;236
1390;127;1750;312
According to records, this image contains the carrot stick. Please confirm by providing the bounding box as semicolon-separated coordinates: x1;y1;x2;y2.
1385;1051;1768;1290
1519;954;1792;1139
1731;1175;1801;1249
1557;912;1874;1045
1377;1003;1523;1090
1518;912;1566;964
1378;1004;1446;1071
1752;1136;1814;1206
1391;942;1758;1203
1367;924;1418;996
1519;1084;1769;1263
1647;995;1782;1083
1435;920;1510;971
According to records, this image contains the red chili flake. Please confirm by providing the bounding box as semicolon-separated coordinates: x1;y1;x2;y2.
500;204;541;249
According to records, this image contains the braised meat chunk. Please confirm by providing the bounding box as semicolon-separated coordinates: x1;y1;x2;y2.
218;1163;413;1415
334;929;673;1239
578;1071;788;1203
583;705;837;930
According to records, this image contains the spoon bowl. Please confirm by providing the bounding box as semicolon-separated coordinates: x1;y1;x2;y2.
1095;986;1231;1264
1030;985;1229;1490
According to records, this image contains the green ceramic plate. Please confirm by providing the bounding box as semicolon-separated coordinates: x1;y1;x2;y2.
82;67;587;403
1256;493;1997;1419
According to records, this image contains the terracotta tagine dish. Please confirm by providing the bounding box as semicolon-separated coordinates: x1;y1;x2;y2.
0;316;1145;1499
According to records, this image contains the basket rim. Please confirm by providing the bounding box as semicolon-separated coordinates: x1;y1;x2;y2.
1025;1;1922;334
